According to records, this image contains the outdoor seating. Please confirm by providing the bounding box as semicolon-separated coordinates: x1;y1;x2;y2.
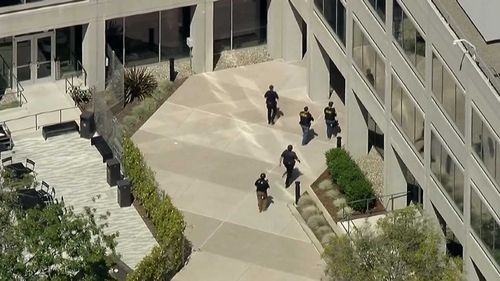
91;135;113;163
42;121;79;140
5;162;32;179
1;156;12;167
26;158;35;172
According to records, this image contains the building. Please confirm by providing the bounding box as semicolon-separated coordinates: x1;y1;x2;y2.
1;0;499;280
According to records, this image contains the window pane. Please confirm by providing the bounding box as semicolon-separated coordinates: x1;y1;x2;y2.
431;133;441;179
442;68;456;122
481;205;495;251
233;0;268;49
124;12;160;66
432;53;443;103
401;91;415;141
391;77;402;124
415;32;425;77
392;1;403;44
414;108;425;158
441;152;453;196
472;109;483;156
214;0;231;54
470;188;482;234
402;15;416;64
324;0;337;32
376;0;386;21
353;22;363;68
106;18;124;63
496;145;500;185
362;38;376;87
454;167;464;212
337;2;346;45
314;0;323;13
0;37;13;89
375;56;385;102
160;7;194;61
482;126;496;177
455;88;465;135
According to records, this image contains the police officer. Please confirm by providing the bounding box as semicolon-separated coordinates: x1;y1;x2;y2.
299;106;314;145
264;85;279;125
280;145;301;187
254;173;270;212
324;101;337;139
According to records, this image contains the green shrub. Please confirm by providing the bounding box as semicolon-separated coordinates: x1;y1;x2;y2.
124;66;158;104
325;148;375;213
123;137;186;280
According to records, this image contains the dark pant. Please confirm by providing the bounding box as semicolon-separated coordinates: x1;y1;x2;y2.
267;105;277;124
326;120;336;139
301;125;310;145
284;162;295;187
256;191;267;212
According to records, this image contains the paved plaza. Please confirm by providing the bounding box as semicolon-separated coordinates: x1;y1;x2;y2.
5;132;157;269
133;60;345;281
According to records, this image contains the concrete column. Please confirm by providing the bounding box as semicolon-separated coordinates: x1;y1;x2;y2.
308;37;329;101
191;0;213;73
267;0;283;58
82;16;105;92
345;91;368;158
282;0;302;61
384;147;409;210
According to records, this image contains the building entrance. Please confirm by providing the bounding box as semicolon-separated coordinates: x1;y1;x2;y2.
14;31;54;83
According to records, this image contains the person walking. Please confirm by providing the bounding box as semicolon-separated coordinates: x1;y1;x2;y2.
254;172;270;212
324;101;337;139
264;85;279;125
280;145;301;187
299;106;314;145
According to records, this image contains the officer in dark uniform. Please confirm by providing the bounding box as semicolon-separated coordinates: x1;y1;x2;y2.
264;85;279;125
280;145;301;187
299;106;314;145
254;173;270;212
324;101;337;139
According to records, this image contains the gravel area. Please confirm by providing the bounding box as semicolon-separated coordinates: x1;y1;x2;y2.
146;58;193;82
214;45;272;71
356;148;384;197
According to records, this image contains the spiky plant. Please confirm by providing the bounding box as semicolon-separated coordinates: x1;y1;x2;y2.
124;66;158;104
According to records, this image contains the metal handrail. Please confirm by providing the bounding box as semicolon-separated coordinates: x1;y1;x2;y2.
2;106;77;132
431;0;500;96
0;54;26;107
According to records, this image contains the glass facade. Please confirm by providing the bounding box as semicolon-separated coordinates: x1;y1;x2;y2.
472;108;500;189
392;0;425;79
214;0;269;54
431;131;464;213
106;6;195;66
367;0;386;22
470;187;500;267
391;75;425;158
353;21;386;103
56;26;82;78
313;0;346;45
0;37;13;90
0;0;46;7
432;52;465;135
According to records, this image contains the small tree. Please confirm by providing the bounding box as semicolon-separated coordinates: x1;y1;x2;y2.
0;191;118;280
323;206;463;281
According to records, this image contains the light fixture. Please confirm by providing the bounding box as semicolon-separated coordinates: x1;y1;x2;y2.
453;39;477;70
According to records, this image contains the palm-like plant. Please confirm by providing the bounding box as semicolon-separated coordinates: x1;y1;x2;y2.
124;66;158;104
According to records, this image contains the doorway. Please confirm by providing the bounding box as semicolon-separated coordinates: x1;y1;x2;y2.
14;31;55;83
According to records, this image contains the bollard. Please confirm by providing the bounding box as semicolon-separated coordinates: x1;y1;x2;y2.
169;58;176;82
336;135;342;148
295;181;301;205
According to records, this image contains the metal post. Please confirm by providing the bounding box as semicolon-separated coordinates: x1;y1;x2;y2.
336;136;342;148
35;114;38;130
59;110;62;123
169;58;176;82
295;181;301;205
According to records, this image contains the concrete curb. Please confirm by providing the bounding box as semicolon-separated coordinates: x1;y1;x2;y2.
287;202;325;255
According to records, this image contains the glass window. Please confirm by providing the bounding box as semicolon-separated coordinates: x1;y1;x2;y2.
368;0;386;22
233;0;268;49
56;26;83;77
414;107;425;158
455;88;466;134
392;0;425;79
106;18;124;63
353;21;385;103
431;132;463;214
401;92;415;141
442;69;456;121
314;0;346;45
160;7;195;61
391;77;402;123
432;53;443;102
472;109;483;156
471;188;482;234
0;37;13;90
124;12;160;66
482;127;497;177
214;0;232;54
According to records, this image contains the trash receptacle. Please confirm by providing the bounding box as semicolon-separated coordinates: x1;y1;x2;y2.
117;179;132;207
107;158;121;187
80;111;95;139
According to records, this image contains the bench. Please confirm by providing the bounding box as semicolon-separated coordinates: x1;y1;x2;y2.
91;135;113;163
42;121;79;140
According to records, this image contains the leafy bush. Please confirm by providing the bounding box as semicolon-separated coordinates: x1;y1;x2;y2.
123;138;186;280
124;66;158;104
300;205;320;221
318;179;334;191
307;214;327;230
325;148;375;213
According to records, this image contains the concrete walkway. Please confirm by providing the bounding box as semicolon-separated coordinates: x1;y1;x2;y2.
133;60;344;281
